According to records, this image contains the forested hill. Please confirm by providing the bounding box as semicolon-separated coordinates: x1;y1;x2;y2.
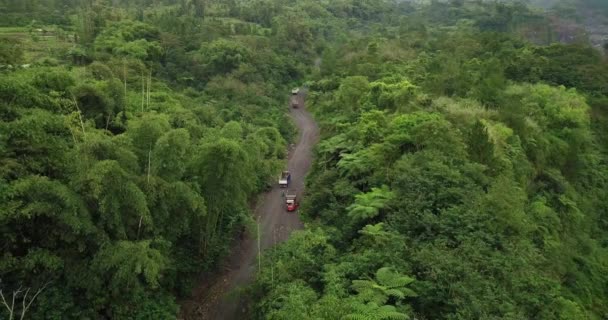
1;0;306;318
1;0;608;319
249;1;608;320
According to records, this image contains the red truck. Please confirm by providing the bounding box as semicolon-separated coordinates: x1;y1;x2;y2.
285;191;298;212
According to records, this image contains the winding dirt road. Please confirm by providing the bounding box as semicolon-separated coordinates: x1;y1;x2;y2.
179;91;318;320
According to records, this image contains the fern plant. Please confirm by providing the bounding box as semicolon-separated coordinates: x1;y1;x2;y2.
351;267;417;305
343;302;409;320
346;186;395;221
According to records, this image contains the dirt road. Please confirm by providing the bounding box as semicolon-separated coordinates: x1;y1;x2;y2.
179;91;318;320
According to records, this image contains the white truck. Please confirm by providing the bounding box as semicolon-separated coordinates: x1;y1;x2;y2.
279;171;291;188
290;88;300;108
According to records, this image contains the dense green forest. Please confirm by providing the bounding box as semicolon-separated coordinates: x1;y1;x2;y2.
1;0;608;319
249;1;608;320
1;0;304;318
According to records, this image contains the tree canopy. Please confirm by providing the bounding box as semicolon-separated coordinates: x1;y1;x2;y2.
2;0;608;319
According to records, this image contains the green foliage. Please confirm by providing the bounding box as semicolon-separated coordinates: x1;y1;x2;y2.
351;267;416;305
257;228;336;287
95;20;162;61
197;39;251;78
1;110;72;178
72;79;125;129
502;83;591;176
127;113;171;167
4;0;608;319
252;1;608;319
76;160;150;240
366;80;418;111
2;176;93;244
273;9;314;55
32;68;75;93
344;303;409;320
189;138;255;252
336;76;370;116
152;128;191;181
347;186;394;221
264;281;318;320
0;38;23;65
468;120;497;169
0;1;297;319
92;240;167;291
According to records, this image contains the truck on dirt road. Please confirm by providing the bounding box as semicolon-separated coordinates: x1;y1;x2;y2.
279;171;291;187
285;191;298;212
290;95;299;108
291;88;300;108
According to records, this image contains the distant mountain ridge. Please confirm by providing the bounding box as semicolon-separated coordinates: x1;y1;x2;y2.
504;0;608;50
